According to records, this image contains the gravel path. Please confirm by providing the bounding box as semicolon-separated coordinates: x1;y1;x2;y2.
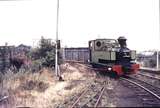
114;80;143;107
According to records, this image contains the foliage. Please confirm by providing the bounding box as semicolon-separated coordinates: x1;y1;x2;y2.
39;36;55;57
30;36;56;67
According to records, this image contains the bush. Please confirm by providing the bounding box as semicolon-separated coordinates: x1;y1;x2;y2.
30;36;60;68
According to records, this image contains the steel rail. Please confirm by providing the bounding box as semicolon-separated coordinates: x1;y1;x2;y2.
120;77;160;100
137;73;160;80
94;86;105;107
133;73;160;90
70;89;89;108
70;78;107;107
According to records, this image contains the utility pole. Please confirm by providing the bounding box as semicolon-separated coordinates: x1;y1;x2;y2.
55;0;63;81
55;0;59;77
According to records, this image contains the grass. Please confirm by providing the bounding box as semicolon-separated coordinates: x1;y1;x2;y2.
0;68;53;108
0;63;97;108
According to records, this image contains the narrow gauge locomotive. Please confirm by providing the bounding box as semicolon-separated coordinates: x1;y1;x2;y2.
88;37;139;76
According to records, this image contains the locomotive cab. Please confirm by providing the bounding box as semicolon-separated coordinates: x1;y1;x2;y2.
89;37;139;76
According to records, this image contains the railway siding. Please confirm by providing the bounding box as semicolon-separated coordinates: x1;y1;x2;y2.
139;67;160;73
121;76;160;107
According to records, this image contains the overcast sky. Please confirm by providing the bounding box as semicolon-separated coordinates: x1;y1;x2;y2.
0;0;159;51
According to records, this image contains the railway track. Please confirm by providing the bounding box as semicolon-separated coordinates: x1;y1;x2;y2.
137;73;160;80
120;76;160;107
55;61;110;107
139;68;160;75
59;60;116;107
134;72;160;89
70;78;107;108
63;61;160;107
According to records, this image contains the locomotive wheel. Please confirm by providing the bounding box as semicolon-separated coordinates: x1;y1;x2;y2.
110;71;119;78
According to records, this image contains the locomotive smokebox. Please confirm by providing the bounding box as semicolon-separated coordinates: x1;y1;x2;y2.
118;36;127;48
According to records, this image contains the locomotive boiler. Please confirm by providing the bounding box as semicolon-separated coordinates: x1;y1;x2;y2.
88;36;139;76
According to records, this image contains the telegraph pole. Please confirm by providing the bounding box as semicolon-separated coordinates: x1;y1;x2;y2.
55;0;59;77
55;0;63;81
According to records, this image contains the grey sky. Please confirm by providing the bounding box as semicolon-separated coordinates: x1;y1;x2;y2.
0;0;159;51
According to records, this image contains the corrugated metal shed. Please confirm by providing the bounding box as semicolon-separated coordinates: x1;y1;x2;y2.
63;47;89;62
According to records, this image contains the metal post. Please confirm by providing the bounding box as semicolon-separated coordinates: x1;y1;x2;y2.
55;0;59;77
55;0;63;81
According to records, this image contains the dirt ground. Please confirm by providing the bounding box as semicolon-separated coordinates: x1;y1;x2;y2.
0;62;96;108
0;62;143;108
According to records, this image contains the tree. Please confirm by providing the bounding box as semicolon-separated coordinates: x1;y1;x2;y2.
31;36;56;67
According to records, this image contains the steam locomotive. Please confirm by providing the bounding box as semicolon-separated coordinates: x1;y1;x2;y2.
88;37;139;76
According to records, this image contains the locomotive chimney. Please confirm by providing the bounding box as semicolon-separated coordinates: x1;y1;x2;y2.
118;36;127;48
